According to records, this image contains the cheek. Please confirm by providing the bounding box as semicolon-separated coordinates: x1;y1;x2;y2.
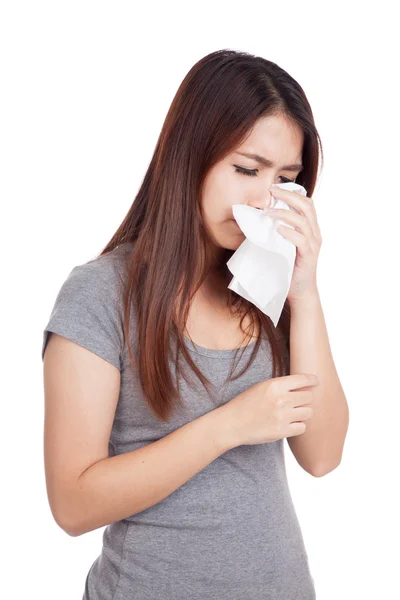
202;167;241;225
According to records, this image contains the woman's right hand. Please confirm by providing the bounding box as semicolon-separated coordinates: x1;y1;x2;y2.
220;373;319;447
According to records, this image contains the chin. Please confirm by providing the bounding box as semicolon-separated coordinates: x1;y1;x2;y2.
208;222;245;253
220;236;244;251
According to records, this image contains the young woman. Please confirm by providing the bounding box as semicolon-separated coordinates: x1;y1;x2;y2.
42;49;348;599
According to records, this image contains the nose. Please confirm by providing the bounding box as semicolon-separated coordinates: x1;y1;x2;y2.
249;190;273;212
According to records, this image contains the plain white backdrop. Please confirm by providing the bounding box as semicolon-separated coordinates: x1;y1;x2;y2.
2;1;399;598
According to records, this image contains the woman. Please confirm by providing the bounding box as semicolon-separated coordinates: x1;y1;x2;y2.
42;48;348;599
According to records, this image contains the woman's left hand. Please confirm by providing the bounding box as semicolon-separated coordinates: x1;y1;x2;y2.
265;186;322;304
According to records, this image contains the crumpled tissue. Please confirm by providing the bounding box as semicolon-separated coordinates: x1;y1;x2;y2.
227;181;308;327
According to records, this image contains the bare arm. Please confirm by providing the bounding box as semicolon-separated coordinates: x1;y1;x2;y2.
43;333;234;537
74;408;231;536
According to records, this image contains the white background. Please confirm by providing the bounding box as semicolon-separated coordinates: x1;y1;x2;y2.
2;1;399;598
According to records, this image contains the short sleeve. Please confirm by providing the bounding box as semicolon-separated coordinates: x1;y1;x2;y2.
42;260;124;370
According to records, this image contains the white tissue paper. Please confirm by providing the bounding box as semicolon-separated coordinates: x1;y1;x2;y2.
227;181;308;327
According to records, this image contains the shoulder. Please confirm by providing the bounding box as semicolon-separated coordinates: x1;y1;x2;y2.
42;243;133;370
58;243;133;304
76;242;131;285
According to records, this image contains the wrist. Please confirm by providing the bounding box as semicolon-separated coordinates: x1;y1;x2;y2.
210;404;239;453
289;287;321;312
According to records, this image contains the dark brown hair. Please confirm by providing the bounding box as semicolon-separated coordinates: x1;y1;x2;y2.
99;49;323;422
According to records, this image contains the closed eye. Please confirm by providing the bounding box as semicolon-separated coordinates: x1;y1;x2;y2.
234;165;295;183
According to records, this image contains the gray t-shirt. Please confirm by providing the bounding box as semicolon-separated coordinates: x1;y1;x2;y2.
42;241;316;600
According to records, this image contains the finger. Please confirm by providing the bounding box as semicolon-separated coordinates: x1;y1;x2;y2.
288;373;319;388
287;390;315;408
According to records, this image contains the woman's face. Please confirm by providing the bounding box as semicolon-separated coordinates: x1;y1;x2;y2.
201;113;304;253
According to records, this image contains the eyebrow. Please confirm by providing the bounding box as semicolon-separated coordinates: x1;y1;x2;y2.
236;152;303;172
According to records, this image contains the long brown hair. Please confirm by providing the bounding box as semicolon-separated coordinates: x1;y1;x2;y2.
99;49;323;422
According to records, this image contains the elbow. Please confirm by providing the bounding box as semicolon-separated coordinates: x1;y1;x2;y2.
50;499;84;537
310;459;342;478
48;480;91;537
64;522;84;537
53;509;83;537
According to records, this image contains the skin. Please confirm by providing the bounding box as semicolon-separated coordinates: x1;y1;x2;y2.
199;112;304;304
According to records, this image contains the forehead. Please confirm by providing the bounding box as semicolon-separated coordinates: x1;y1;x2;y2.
237;114;303;161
